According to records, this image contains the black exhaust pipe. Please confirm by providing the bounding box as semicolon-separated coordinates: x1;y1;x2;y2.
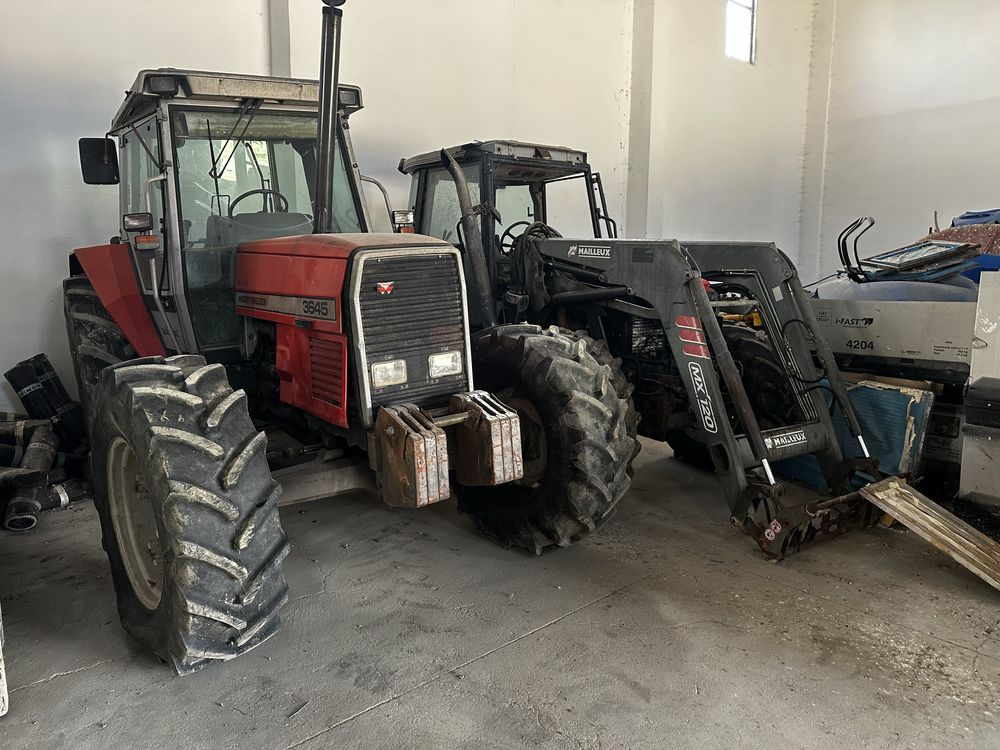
312;0;346;234
2;423;57;532
441;149;498;328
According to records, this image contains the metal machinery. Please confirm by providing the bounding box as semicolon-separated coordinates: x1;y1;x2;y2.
67;3;635;674
400;139;1000;586
811;216;1000;522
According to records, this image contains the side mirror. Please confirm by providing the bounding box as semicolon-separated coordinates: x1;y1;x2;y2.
79;137;119;185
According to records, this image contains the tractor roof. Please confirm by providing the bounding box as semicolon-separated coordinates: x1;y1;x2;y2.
398;140;589;175
110;68;363;133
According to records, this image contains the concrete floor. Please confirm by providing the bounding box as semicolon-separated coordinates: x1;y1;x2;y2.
1;439;998;749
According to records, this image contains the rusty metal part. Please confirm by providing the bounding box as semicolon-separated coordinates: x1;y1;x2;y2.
373;403;449;507
429;412;468;429
450;391;523;486
860;478;1000;592
748;487;882;560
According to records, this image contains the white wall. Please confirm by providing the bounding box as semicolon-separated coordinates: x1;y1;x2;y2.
802;0;1000;279
0;0;269;410
0;0;635;411
287;0;635;223
638;0;815;259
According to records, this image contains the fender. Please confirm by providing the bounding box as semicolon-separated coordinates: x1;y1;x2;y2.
71;243;167;357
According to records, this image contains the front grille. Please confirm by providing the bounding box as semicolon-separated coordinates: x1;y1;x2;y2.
310;336;345;406
357;252;469;413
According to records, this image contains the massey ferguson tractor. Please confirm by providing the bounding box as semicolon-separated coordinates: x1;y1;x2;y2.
68;2;635;674
399;139;1000;591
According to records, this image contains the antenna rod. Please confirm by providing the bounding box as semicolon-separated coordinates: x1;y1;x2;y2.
313;0;346;233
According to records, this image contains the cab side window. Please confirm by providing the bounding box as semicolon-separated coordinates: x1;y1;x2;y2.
421;165;480;244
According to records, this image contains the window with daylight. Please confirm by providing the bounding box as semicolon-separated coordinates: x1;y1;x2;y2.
725;0;757;63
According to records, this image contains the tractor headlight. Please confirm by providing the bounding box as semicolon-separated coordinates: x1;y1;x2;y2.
427;350;463;379
371;359;407;388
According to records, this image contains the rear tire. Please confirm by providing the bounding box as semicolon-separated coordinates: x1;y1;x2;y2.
456;325;637;553
63;275;137;424
91;355;289;674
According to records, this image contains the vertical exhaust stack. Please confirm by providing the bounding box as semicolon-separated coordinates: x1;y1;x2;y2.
313;0;346;234
441;149;498;328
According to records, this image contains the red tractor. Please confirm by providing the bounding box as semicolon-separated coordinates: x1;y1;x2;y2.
68;1;636;673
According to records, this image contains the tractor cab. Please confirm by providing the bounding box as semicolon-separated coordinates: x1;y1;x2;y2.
79;69;370;359
399;140;617;325
66;2;638;676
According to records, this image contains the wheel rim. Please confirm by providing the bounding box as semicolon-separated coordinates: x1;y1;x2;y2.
107;436;163;610
498;388;547;488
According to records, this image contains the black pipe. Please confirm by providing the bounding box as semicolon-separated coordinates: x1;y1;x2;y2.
0;465;45;492
441;149;498;328
39;478;92;512
2;423;57;532
30;354;88;451
0;445;24;467
549;286;630;306
0;420;47;447
0;444;84;477
312;0;346;234
5;362;54;422
3;359;86;451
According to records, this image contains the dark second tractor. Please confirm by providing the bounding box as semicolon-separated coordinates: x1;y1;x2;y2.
399;138;1000;589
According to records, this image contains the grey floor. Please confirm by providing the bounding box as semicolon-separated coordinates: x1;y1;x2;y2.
1;439;998;749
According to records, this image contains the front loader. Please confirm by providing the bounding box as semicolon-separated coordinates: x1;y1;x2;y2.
65;5;635;675
400;140;1000;583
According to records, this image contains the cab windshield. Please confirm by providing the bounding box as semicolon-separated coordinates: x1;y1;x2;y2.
171;107;363;248
169;107;364;352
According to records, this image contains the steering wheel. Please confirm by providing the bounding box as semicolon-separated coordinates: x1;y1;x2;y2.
228;188;289;218
500;221;532;252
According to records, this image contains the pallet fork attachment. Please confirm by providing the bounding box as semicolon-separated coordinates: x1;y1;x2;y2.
668;244;1000;588
532;237;1000;582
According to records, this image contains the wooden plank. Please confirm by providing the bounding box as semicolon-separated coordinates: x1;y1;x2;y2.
0;602;7;717
859;478;1000;593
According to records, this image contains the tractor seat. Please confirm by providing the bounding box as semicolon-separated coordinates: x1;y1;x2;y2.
206;211;312;248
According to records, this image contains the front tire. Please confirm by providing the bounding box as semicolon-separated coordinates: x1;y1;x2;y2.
666;323;802;467
91;355;289;674
456;325;637;554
